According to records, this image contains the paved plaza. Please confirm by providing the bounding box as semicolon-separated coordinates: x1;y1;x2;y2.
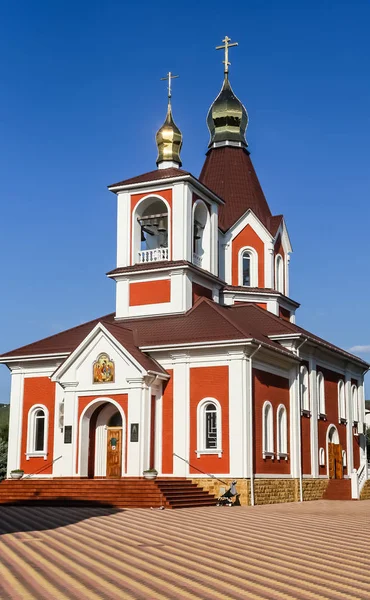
0;500;369;599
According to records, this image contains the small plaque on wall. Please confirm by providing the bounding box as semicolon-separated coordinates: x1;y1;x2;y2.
130;423;139;442
64;426;72;444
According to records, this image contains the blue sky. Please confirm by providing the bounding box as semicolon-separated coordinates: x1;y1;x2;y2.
1;0;370;399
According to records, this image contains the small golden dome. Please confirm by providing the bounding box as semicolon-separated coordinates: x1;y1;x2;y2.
207;75;248;149
156;101;183;167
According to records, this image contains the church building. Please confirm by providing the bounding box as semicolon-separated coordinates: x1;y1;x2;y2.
1;38;369;505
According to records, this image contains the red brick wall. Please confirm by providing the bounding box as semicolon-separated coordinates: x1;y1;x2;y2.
279;307;291;321
189;366;229;474
232;225;265;287
21;377;56;474
301;415;311;475
192;282;213;304
162;372;174;474
129;279;171;306
253;369;290;474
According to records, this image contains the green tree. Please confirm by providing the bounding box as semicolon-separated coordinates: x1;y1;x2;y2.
0;438;7;479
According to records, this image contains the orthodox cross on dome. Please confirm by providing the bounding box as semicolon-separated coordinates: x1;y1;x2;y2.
160;71;179;100
216;36;238;75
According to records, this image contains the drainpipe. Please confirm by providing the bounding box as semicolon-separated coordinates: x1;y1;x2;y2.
247;343;261;507
295;338;308;503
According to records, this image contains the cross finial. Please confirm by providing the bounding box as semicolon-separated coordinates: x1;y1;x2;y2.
216;36;238;75
160;71;179;100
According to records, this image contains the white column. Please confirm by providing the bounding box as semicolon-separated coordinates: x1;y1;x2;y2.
358;379;367;466
7;368;24;475
309;358;319;477
116;192;130;267
172;354;190;477
345;373;354;474
285;254;291;297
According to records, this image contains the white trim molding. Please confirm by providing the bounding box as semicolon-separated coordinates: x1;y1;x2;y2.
26;404;49;460
262;400;274;458
237;246;258;287
196;397;222;458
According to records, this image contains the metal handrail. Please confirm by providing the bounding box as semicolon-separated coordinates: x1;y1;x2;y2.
22;455;63;479
173;452;228;485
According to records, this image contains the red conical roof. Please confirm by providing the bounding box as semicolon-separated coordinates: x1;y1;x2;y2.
199;146;275;233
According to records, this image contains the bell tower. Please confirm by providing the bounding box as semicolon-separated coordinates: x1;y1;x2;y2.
107;73;224;320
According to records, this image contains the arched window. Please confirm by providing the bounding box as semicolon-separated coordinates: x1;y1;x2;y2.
276;404;288;457
317;372;325;416
27;405;48;457
238;247;258;287
352;385;359;423
196;399;222;457
275;254;284;294
342;450;347;468
300;366;310;412
133;196;170;264
262;401;274;457
338;380;346;421
319;447;325;466
242;251;251;286
193;200;211;270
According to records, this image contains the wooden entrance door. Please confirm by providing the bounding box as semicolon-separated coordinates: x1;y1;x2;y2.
328;443;343;479
106;428;122;478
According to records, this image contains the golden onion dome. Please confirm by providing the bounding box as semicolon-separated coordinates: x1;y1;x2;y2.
155;101;183;167
207;75;248;149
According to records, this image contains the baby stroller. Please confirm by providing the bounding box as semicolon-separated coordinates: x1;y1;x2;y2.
217;480;241;506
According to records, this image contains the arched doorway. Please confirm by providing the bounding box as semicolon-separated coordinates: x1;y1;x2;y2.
327;425;343;479
79;399;125;479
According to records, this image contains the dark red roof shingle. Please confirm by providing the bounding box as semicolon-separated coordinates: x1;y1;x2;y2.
199;147;280;234
108;168;191;188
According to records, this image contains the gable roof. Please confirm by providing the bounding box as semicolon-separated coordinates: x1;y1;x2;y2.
1;299;367;369
199;146;282;235
108;167;191;188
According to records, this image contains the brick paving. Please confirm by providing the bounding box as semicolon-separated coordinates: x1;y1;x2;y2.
0;500;369;599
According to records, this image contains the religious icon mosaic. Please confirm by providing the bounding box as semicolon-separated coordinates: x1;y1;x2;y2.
93;353;115;383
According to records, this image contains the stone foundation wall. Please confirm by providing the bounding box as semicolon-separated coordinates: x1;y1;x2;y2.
302;479;329;501
360;480;370;500
193;477;330;506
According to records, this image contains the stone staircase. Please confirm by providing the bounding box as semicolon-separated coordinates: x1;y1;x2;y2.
0;478;218;509
322;479;352;501
360;479;370;500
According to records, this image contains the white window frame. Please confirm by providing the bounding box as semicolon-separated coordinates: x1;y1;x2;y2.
342;450;347;468
317;372;326;417
196;398;222;458
276;404;288;459
238;246;258;287
275;254;284;294
319;447;325;467
262;401;274;458
352;385;359;423
338;380;346;422
26;404;49;460
300;365;310;413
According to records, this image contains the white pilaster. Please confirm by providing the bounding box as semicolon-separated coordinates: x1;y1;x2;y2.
116;192;130;267
309;359;318;477
172;354;190;476
7;368;24;475
227;352;245;477
210;203;218;276
345;373;354;474
289;365;301;479
172;182;185;261
60;382;78;476
126;378;144;476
